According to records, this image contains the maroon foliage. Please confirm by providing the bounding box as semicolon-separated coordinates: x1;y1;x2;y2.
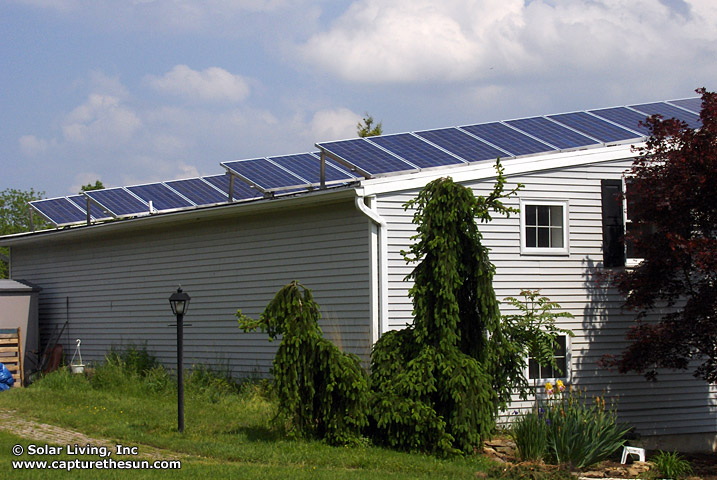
612;88;717;382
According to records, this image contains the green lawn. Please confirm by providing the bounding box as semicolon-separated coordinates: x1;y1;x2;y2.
0;367;498;479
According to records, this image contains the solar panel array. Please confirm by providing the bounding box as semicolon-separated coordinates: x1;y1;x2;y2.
30;175;259;227
31;98;701;228
317;98;702;177
221;152;358;192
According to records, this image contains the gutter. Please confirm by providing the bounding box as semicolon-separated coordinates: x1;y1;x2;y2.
354;189;389;344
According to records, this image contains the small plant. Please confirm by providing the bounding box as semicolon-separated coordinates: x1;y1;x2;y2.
652;451;693;479
30;367;91;391
543;388;630;468
512;409;547;461
187;363;241;402
90;343;164;391
105;342;161;376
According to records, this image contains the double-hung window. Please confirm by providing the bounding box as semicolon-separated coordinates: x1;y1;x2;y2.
624;178;657;267
528;335;570;380
601;178;655;268
520;199;569;255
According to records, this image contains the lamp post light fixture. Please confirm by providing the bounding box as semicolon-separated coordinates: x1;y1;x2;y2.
169;286;191;433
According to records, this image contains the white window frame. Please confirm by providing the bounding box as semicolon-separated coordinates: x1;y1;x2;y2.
526;334;572;384
519;199;570;256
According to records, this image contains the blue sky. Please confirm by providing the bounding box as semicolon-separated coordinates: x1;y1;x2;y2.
2;0;715;198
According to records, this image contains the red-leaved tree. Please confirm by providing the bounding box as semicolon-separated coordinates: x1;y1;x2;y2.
611;88;717;382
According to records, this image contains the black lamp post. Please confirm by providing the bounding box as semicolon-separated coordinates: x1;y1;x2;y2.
169;286;191;433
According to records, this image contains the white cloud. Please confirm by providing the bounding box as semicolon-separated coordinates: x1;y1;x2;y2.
87;71;130;99
175;162;201;180
62;94;143;146
18;135;50;156
298;0;717;84
309;108;362;142
147;65;251;103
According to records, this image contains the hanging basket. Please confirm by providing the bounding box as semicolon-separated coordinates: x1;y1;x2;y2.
70;339;85;374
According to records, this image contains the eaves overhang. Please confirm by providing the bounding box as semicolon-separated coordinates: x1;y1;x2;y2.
0;185;357;247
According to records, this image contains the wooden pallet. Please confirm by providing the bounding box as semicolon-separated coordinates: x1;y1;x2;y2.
0;328;23;387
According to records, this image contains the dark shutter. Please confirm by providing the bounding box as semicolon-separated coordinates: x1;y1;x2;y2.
601;180;624;267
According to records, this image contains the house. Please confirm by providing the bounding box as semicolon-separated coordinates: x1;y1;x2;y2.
2;97;714;451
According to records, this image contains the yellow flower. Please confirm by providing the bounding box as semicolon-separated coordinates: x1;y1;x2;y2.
545;382;554;395
557;380;565;392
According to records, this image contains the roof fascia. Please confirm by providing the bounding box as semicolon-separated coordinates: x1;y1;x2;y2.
359;143;640;196
1;187;356;247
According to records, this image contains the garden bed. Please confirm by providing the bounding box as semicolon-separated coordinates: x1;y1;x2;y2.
484;436;715;479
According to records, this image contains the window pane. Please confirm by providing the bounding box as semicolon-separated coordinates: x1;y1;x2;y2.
538;227;550;247
627;221;658;259
554;357;566;376
529;359;539;378
550;227;564;248
537;205;550;225
625;179;637;222
550;206;563;226
555;336;566;356
542;364;555;378
526;205;537;225
526;227;537;247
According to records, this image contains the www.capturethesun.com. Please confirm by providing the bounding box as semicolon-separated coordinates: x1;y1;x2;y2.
11;444;181;471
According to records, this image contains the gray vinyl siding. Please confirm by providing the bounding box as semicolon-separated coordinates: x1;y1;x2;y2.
375;157;717;437
10;199;371;375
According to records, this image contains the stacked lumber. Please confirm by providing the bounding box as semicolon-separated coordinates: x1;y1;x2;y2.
0;328;23;387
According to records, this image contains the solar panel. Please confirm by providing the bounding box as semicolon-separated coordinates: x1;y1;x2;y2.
506;116;599;150
30;197;87;226
165;178;227;206
547;112;640;143
202;174;261;201
67;195;112;221
222;158;309;191
588;107;651;136
84;188;149;217
268;153;356;185
317;138;416;176
127;183;194;211
460;122;556;156
629;102;701;129
668;97;701;114
415;128;509;162
367;133;465;168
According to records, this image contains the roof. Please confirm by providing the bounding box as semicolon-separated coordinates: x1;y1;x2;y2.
0;279;41;293
27;96;702;230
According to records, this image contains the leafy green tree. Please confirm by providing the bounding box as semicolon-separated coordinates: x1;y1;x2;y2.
369;163;524;454
80;180;104;191
238;281;368;445
0;188;46;278
357;114;383;137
